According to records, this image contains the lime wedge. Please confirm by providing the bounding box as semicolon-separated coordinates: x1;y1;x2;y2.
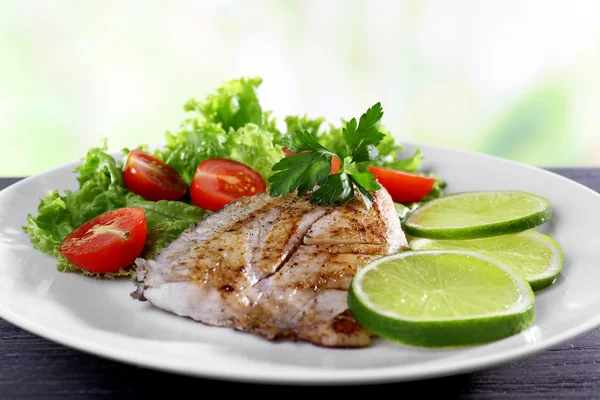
403;191;552;240
410;231;563;291
348;250;535;347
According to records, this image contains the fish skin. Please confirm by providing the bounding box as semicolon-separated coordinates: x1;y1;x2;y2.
132;187;408;347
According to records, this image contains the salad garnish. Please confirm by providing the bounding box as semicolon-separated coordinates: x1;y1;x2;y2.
269;102;385;208
23;76;441;277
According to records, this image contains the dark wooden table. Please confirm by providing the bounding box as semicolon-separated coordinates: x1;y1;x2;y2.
2;169;600;399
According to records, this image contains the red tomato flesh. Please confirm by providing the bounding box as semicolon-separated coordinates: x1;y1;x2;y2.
59;208;148;274
123;149;187;201
281;147;340;174
368;166;437;204
190;158;266;212
330;156;341;174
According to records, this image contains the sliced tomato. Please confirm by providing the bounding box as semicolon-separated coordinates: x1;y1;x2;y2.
190;158;266;212
281;147;340;174
59;208;148;274
368;166;437;204
122;149;187;201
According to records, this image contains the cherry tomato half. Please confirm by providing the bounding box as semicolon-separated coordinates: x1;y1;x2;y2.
122;149;187;201
368;166;437;204
59;207;148;274
190;158;266;212
281;147;340;174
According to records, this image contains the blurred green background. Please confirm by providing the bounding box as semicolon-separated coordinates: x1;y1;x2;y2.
2;0;599;177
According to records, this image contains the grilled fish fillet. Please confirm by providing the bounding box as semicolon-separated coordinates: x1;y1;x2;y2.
132;187;408;347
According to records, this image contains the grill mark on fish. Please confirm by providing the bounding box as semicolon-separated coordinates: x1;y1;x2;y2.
250;208;335;287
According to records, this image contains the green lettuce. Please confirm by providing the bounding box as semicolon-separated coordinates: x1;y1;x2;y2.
128;199;206;258
285;115;326;138
182;76;281;140
369;127;407;169
393;174;447;222
225;124;284;180
153;77;287;185
23;144;207;277
420;175;447;202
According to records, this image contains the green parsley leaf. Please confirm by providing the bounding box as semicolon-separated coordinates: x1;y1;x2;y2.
349;172;381;208
311;173;354;205
350;171;381;191
316;123;348;157
342;102;385;163
268;149;332;198
269;103;387;207
268;129;338;198
281;129;334;155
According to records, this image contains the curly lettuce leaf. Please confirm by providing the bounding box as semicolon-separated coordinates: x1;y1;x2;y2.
420;174;447;202
285;115;325;138
184;76;262;132
182;76;281;141
225;124;284;181
23;191;76;272
153;77;285;184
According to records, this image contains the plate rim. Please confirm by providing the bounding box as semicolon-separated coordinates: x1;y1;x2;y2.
2;141;600;385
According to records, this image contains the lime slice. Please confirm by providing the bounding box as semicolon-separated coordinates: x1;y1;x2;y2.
348;250;535;347
410;230;563;291
402;191;552;240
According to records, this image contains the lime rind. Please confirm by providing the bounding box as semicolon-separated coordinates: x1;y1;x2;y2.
348;250;535;347
402;191;552;240
348;291;535;348
409;230;563;292
523;232;564;290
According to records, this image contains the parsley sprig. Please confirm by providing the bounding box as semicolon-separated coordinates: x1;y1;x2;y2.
268;102;385;208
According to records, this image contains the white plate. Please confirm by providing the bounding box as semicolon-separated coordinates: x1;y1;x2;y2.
1;142;599;385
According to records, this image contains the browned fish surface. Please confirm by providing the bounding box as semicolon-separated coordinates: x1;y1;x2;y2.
132;187;408;347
